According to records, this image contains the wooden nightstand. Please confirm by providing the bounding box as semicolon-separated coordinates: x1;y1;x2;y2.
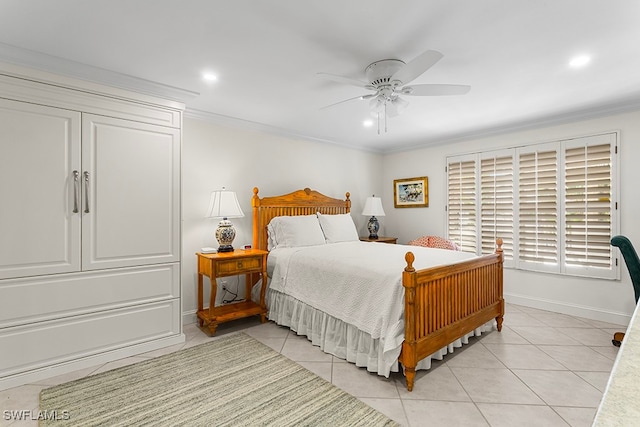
359;236;398;244
196;249;268;335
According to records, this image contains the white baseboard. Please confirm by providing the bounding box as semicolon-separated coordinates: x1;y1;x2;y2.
0;334;185;392
505;293;631;326
183;310;198;325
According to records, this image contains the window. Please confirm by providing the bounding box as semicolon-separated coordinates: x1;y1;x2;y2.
446;132;618;279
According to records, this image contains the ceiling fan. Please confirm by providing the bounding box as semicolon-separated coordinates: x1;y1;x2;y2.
318;50;470;132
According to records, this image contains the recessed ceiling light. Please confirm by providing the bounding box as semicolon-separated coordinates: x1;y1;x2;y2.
569;55;591;68
363;119;373;127
202;72;218;82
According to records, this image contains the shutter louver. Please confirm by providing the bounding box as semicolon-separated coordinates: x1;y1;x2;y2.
448;159;477;253
480;155;514;259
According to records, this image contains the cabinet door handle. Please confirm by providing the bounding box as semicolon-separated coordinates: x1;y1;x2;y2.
72;170;79;213
83;171;90;213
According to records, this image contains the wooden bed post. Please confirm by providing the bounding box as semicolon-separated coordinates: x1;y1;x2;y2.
252;187;261;250
495;238;504;332
401;251;417;392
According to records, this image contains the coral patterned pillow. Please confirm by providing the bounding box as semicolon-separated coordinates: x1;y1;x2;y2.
408;235;460;251
407;236;430;247
428;236;460;251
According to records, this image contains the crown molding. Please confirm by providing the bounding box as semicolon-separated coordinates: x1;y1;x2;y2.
0;42;198;104
185;108;383;154
384;97;640;154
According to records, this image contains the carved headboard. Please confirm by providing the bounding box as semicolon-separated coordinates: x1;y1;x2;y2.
251;187;351;251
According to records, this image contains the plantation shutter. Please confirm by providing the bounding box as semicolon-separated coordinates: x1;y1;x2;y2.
480;153;514;261
445;132;617;279
518;145;559;273
564;135;615;275
447;157;477;253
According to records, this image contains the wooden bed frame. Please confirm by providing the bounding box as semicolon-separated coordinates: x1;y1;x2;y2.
251;187;504;391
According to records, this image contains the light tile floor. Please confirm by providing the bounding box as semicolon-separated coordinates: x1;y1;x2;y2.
0;303;625;426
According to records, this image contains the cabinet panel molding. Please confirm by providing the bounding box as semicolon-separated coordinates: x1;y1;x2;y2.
0;263;180;328
0;99;81;279
0;300;181;378
81;114;181;270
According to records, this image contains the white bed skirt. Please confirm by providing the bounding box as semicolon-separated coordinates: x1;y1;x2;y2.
264;286;496;378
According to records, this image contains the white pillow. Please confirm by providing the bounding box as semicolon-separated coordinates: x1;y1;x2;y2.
267;222;278;251
317;213;359;243
267;215;326;249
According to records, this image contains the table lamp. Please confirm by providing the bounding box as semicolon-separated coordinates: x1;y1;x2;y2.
362;195;385;239
206;187;245;252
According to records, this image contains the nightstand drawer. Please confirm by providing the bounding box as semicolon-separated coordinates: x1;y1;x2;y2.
216;257;261;275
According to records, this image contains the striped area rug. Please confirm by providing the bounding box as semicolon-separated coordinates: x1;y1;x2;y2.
39;332;399;426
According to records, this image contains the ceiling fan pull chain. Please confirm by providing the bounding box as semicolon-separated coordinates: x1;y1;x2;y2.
384;102;388;133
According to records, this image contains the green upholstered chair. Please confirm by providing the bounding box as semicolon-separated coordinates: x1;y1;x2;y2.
611;235;640;346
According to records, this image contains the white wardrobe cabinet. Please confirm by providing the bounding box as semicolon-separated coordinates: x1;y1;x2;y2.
0;69;184;390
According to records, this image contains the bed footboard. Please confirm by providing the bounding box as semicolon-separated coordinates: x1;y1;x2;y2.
399;239;504;391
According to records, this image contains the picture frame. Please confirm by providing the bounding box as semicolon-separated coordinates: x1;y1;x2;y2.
393;176;428;208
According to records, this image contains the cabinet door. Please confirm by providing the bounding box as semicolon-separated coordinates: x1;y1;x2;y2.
81;114;180;270
0;99;81;279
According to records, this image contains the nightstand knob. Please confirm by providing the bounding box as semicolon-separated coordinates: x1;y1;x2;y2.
237;261;243;269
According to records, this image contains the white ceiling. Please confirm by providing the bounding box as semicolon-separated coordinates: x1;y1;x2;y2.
1;0;639;153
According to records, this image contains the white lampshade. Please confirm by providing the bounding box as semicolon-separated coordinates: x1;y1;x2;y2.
206;188;245;219
362;196;386;217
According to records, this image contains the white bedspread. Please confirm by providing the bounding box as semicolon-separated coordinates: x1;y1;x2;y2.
267;241;477;361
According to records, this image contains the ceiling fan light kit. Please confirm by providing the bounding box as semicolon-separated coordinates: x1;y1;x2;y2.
319;50;470;134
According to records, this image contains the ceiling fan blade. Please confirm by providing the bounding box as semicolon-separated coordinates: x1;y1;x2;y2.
320;94;371;110
401;84;471;96
316;72;372;89
390;50;444;85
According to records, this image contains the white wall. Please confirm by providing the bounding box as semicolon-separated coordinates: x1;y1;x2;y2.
382;109;640;325
181;117;384;323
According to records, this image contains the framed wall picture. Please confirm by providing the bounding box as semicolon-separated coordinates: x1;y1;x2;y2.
393;176;428;208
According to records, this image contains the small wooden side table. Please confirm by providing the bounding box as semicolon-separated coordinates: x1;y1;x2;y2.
359;236;398;244
196;249;268;335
